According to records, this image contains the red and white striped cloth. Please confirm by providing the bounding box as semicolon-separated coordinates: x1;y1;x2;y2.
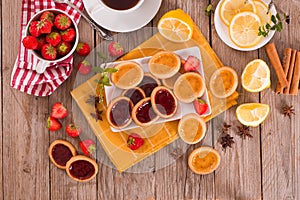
10;0;84;96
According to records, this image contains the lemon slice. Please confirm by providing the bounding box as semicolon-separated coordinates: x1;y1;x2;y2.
236;103;270;127
220;0;256;26
229;11;262;48
253;0;272;24
241;59;271;92
178;113;206;144
158;9;194;43
188;146;221;175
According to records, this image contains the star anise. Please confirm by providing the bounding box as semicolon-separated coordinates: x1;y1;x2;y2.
221;122;231;134
219;134;235;151
281;105;295;119
90;110;103;121
237;125;253;139
170;148;182;160
86;95;100;106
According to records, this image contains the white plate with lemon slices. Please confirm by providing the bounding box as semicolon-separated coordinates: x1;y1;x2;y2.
214;0;277;51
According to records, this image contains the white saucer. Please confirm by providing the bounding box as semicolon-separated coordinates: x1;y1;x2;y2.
214;0;276;51
82;0;162;32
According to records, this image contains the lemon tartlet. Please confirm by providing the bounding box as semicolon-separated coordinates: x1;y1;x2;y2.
111;61;144;89
148;51;181;79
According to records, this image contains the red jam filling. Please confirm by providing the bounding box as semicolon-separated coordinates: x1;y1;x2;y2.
110;99;132;127
154;89;176;115
124;89;144;105
136;99;157;123
51;144;73;166
69;160;95;180
139;76;158;97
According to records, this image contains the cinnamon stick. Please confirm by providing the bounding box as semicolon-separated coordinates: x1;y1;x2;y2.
284;50;297;94
265;43;288;87
290;52;300;95
275;48;292;94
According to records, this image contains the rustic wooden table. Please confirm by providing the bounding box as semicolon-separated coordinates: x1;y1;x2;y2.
1;0;300;199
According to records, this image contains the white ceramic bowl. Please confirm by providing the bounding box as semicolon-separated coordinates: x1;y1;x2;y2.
25;8;79;73
214;0;277;51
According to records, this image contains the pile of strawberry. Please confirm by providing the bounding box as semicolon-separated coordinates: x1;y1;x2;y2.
22;11;77;60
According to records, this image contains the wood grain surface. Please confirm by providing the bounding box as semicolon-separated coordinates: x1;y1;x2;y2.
1;0;300;199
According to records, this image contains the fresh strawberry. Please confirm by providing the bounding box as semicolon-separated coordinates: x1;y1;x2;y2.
193;98;209;115
108;42;124;57
46;32;61;47
29;21;41;37
29;20;52;36
184;55;200;72
80;139;96;156
60;28;76;42
76;42;90;56
54;14;72;30
40;11;55;24
65;124;82;138
36;36;46;50
39;20;53;34
77;60;92;75
57;41;71;56
41;44;57;60
51;102;68;119
127;133;144;150
22;36;38;50
46;116;62;131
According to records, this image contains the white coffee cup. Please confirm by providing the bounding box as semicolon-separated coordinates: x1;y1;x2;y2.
91;0;144;14
25;8;79;74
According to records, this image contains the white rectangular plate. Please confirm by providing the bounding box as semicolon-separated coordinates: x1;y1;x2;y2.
104;46;211;132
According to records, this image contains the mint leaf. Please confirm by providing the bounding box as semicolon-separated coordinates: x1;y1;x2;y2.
104;68;118;73
92;67;104;73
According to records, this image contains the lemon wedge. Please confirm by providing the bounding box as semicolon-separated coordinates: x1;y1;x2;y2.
241;59;271;92
158;9;194;43
236;103;270;127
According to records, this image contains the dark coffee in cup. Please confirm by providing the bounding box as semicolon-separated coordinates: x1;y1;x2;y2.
102;0;140;10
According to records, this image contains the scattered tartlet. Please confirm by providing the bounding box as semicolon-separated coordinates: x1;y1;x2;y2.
178;113;206;144
209;66;238;98
188;146;220;175
48;140;76;169
66;155;98;182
